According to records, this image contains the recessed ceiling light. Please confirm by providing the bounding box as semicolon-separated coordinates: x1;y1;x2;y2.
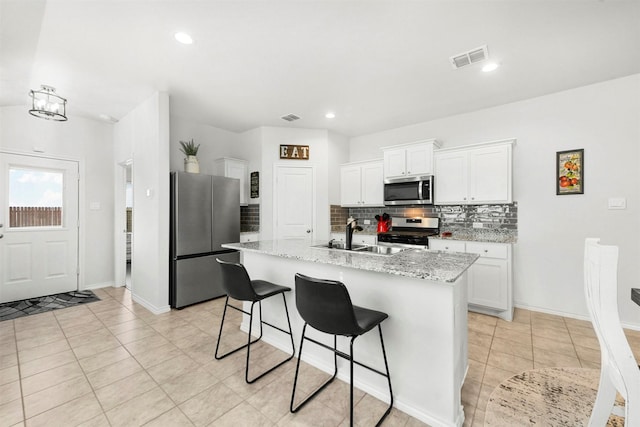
325;112;336;119
174;32;193;45
482;62;499;72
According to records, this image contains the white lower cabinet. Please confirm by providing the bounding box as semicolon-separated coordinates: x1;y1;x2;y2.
430;239;513;321
240;233;259;243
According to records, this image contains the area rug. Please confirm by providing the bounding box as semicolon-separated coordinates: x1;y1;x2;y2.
484;367;624;426
0;290;100;322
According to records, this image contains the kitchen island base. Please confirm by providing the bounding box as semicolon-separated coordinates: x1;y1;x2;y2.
236;250;469;427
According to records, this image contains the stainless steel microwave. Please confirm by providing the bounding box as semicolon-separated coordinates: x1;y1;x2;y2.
383;175;434;206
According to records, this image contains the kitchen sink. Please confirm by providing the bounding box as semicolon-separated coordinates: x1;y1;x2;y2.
352;245;408;255
311;242;366;251
311;243;408;256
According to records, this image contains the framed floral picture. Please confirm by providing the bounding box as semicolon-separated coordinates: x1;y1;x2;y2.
556;149;584;195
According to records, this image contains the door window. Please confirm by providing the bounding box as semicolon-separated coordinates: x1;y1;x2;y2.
8;167;64;228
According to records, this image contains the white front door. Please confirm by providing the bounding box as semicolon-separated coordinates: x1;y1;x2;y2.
0;153;79;303
274;166;314;239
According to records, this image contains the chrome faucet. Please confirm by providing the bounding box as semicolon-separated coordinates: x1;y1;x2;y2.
345;217;363;250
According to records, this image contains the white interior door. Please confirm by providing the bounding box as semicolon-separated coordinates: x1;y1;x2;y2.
0;153;79;303
274;166;314;239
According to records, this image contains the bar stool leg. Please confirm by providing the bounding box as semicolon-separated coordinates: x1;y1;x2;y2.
377;324;393;426
246;297;296;384
290;324;338;413
215;297;262;360
216;296;295;383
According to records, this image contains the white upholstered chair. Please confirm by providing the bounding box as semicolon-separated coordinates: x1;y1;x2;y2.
584;238;640;426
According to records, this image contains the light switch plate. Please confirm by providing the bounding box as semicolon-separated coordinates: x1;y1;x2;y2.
472;222;483;229
89;202;101;210
608;198;626;210
364;219;371;225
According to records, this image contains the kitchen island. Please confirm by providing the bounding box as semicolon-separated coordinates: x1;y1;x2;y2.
222;239;478;427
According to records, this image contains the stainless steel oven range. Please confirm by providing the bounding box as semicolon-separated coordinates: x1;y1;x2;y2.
376;216;440;249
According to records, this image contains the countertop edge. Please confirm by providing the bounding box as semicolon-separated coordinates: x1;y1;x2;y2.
223;240;479;284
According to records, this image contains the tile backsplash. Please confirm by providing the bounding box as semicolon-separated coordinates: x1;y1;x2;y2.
241;204;260;232
330;203;518;235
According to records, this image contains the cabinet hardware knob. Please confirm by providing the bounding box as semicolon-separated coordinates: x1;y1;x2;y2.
0;234;3;239
484;249;488;253
306;229;311;233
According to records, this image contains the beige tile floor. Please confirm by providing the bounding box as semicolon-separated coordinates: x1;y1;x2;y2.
2;287;639;427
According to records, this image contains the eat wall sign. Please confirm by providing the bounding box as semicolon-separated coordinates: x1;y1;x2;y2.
280;145;310;160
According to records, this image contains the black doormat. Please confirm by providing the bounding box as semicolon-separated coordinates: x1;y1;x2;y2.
0;290;100;322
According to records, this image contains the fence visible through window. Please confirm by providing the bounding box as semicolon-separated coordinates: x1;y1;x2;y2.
9;167;64;228
10;206;62;227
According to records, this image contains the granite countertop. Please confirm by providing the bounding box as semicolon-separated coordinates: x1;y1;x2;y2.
432;228;517;244
223;239;478;283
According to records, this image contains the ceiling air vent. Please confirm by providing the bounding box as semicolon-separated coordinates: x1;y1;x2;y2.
449;45;489;69
281;113;300;122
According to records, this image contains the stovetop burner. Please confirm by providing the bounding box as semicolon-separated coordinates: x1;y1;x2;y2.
377;217;439;247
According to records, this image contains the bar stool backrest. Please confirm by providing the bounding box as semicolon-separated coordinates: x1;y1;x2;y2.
294;273;360;336
584;238;640;425
216;258;258;301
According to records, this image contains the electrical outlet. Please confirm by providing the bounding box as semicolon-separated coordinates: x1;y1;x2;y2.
472;222;483;229
364;219;371;225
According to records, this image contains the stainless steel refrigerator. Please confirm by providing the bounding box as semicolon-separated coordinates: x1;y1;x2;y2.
170;171;240;309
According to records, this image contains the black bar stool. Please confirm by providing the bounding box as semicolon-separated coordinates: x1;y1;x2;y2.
215;258;295;383
290;273;393;426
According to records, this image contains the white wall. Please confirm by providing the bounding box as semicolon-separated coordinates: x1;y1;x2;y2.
349;74;640;326
259;127;331;241
239;127;263;205
114;92;170;313
0;106;115;289
169;116;244;174
328;131;350;205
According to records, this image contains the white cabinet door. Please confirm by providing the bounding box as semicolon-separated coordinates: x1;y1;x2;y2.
360;162;384;206
468;144;511;203
340;165;363;206
214;158;248;206
429;239;466;252
434;139;514;205
434;151;468;204
383;148;406;178
406;144;433;176
466;242;510;311
467;257;509;310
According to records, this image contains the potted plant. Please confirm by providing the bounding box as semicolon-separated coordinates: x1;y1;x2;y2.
179;139;200;173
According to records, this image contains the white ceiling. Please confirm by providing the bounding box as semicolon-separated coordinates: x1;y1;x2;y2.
1;0;639;137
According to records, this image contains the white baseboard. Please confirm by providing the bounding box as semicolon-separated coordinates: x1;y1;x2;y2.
514;302;640;332
132;293;170;315
82;282;115;290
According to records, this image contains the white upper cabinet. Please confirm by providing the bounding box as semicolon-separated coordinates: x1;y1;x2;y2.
214;157;248;206
340;160;384;207
382;139;441;180
434;139;515;205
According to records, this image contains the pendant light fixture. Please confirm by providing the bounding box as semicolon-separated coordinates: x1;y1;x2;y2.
29;85;68;121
